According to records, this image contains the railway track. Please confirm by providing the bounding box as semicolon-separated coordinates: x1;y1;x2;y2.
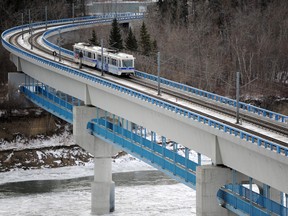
8;21;288;148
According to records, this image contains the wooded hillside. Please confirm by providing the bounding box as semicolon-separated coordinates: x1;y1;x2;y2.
139;0;288;98
1;0;287;99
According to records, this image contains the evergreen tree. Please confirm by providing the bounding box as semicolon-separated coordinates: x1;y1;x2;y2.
140;22;151;56
89;29;100;46
125;27;138;51
151;39;158;53
180;0;188;24
109;18;123;51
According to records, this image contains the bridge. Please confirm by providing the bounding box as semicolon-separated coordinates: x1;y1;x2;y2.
2;12;288;216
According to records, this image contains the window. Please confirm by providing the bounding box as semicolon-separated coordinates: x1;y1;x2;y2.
97;55;101;61
87;52;92;58
111;59;117;66
122;59;133;68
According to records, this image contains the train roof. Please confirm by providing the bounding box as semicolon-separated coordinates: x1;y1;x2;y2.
73;42;134;59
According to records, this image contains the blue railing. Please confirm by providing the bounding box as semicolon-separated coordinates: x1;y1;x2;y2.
34;86;73;112
38;13;287;126
87;118;197;188
42;13;144;56
2;14;288;159
217;184;288;216
20;86;73;123
134;71;288;124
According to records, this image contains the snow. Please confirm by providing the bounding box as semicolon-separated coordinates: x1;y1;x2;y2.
0;126;73;151
0;149;196;216
0;183;196;216
0;124;199;216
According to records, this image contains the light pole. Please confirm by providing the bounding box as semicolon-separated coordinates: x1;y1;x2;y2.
28;9;31;35
101;39;104;76
45;6;48;30
236;72;240;124
30;23;33;50
72;3;75;23
157;51;161;96
57;29;63;62
21;13;24;40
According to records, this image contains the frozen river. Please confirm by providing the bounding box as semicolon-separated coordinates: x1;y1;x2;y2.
0;157;196;216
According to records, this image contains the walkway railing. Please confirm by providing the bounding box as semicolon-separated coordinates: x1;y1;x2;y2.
217;184;288;216
20;81;287;215
7;13;287;216
2;17;288;159
20;85;73;123
87;118;197;188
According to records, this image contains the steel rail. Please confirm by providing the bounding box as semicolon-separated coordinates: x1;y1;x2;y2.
5;17;288;155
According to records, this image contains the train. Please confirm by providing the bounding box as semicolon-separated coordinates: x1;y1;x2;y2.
73;42;135;76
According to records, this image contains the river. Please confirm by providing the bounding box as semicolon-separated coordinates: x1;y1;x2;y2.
0;169;196;216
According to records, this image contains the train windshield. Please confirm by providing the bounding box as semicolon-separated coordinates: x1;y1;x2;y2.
122;59;133;68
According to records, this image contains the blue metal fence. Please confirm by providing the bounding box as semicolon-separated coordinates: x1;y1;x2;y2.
217;184;288;216
2;14;288;158
20;85;73;123
87;118;197;188
42;13;144;56
134;71;287;124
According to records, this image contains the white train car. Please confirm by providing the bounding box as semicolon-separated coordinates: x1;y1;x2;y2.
73;42;135;76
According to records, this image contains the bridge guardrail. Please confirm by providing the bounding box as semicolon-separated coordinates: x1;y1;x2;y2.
20;86;73;123
39;16;287;125
2;14;288;159
87;118;197;187
134;71;288;124
42;13;144;57
217;184;287;215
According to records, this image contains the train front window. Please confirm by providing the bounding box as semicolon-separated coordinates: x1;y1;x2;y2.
122;60;133;67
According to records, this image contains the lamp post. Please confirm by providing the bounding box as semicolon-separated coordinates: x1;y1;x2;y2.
21;13;24;40
157;51;161;96
57;29;63;62
72;3;75;23
101;39;104;76
236;72;240;124
45;6;48;30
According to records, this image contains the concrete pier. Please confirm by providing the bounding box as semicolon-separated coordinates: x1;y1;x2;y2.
196;165;236;216
73;106;118;215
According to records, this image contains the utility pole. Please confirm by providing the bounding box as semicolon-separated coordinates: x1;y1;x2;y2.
57;29;62;62
72;3;75;23
236;72;240;124
28;9;31;35
101;39;104;76
21;13;24;40
157;51;161;96
31;24;33;50
45;6;48;30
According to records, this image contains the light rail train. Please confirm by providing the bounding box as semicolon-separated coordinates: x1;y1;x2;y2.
73;42;135;76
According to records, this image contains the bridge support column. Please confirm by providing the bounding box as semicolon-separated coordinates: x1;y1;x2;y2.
73;106;119;215
196;165;235;216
